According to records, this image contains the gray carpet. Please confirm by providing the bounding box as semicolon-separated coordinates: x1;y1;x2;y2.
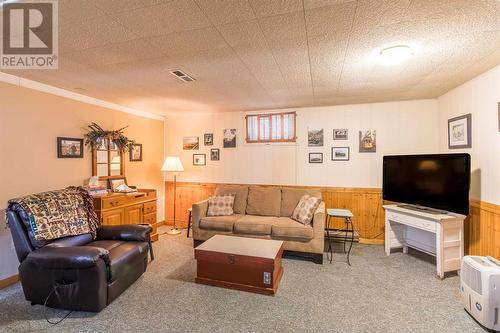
0;227;485;333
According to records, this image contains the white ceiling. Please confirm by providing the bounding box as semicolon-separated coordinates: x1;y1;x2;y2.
2;0;500;115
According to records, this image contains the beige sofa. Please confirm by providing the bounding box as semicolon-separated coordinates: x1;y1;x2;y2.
192;185;325;264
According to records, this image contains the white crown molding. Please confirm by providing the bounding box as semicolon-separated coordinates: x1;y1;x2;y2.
0;72;165;121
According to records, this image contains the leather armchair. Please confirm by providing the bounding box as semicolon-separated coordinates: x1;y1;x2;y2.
7;207;153;312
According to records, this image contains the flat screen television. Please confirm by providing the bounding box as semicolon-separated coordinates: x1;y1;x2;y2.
383;153;471;215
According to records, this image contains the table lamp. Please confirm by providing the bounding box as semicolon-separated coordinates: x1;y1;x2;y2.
161;156;184;235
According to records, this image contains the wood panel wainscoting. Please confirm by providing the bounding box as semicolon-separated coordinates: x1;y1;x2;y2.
166;181;500;257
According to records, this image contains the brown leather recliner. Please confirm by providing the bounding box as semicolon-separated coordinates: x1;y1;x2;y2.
7;202;153;312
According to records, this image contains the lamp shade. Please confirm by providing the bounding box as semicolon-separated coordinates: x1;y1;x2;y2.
161;156;184;172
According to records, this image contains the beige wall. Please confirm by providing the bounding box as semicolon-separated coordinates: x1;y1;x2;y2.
0;82;164;280
438;64;500;204
164;99;440;188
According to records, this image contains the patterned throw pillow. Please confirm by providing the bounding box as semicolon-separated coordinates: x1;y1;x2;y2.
207;194;235;217
291;195;321;225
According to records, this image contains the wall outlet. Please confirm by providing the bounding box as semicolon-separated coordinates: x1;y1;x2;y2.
263;272;271;285
0;208;6;234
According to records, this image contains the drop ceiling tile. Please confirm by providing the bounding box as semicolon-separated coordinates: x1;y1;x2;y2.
58;0;105;26
94;0;150;14
249;0;302;17
303;0;356;10
305;1;356;38
112;0;211;38
258;11;307;41
218;20;268;48
195;0;255;25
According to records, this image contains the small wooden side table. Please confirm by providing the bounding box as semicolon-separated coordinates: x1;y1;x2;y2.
326;208;355;265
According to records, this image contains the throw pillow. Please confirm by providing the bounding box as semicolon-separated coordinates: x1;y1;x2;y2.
291;195;321;225
207;194;235;217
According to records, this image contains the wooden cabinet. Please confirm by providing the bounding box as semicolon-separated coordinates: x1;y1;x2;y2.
93;189;158;241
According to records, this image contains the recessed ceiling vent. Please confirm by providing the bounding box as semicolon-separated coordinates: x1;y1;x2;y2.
169;70;196;83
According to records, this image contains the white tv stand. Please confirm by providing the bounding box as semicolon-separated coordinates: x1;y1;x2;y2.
384;205;466;279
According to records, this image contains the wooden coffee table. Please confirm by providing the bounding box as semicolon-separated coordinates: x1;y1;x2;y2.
194;235;284;295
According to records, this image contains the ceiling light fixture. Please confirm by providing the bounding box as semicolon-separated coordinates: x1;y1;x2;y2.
378;45;413;66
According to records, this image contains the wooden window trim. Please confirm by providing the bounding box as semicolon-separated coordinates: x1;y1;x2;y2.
245;112;296;143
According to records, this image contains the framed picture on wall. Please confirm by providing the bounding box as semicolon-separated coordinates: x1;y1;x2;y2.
333;129;348;140
183;136;199;150
210;148;220;161
448;114;472;149
129;143;142;161
193;154;206;166
223;129;236;148
331;147;349;161
359;130;376;153
204;133;213;146
308;129;324;146
308;152;323;163
57;137;84;158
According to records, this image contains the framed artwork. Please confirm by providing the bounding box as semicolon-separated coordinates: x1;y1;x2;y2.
193;154;206;166
129;143;142;161
108;177;127;192
333;129;348;140
204;133;214;146
183;136;199;150
359;130;376;153
223;129;236;148
331;147;350;161
448;114;472;149
57;137;83;158
308;152;323;163
308;129;324;146
210;148;220;161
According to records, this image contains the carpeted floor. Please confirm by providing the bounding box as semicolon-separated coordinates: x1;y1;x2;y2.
0;227;485;333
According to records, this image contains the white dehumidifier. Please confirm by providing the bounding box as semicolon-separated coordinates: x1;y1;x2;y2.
460;255;500;332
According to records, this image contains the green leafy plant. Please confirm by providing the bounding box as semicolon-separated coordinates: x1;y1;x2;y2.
84;123;135;152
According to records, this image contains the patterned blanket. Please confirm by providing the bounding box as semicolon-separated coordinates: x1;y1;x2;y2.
8;187;99;241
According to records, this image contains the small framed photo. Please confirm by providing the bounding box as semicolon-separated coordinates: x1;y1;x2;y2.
210;148;220;161
193;154;206;166
129;143;142;161
331;147;350;161
333;129;348;140
223;129;237;148
183;136;199;150
57;137;83;158
108;177;127;192
359;130;376;153
204;133;214;146
308;129;324;146
448;114;472;149
309;152;323;163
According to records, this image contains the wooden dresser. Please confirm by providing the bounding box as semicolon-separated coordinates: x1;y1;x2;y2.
93;189;159;241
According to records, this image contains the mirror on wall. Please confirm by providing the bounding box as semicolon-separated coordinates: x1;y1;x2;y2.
92;139;124;179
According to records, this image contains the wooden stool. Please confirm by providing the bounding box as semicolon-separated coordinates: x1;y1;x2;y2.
326;208;355;265
186;207;192;238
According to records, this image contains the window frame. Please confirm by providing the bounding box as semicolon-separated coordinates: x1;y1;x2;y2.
245;111;297;143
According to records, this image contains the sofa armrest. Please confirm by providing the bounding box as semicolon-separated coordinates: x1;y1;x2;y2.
26;246;110;269
192;199;209;234
312;201;325;239
96;224;152;242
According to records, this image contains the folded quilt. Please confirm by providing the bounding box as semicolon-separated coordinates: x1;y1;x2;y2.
8;186;99;241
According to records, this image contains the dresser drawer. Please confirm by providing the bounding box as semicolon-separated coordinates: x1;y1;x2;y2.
144;201;156;214
102;197;126;209
387;212;436;232
143;212;157;225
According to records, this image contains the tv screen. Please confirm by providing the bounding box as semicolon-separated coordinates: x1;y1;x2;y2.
383;154;471;215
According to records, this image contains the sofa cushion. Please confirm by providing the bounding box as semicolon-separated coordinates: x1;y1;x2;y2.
233;215;276;235
281;188;322;217
246;186;281;216
215;185;249;215
291;195;322;225
271;217;314;240
207;194;235;216
199;214;243;232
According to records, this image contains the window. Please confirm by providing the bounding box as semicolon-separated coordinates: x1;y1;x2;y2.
245;112;296;143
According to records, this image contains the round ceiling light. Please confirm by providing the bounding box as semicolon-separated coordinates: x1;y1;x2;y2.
378;45;413;66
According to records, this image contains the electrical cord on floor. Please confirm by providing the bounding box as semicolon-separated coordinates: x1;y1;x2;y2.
42;285;73;325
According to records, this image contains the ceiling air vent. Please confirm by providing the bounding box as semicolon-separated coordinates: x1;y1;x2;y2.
169;70;196;83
